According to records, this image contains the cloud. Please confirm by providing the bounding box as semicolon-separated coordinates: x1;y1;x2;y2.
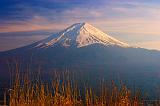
0;34;48;51
0;16;69;32
136;41;160;50
1;1;160;35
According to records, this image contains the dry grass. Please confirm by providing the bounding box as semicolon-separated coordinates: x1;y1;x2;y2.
1;62;157;106
1;70;147;106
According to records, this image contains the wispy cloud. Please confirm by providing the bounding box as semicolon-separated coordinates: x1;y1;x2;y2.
1;1;160;34
0;16;69;32
136;41;160;50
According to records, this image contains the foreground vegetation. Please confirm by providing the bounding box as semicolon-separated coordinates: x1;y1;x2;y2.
1;71;147;106
1;62;160;106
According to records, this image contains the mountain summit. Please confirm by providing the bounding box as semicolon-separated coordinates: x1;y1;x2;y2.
35;22;130;48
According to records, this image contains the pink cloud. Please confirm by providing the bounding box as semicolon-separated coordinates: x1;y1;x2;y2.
136;41;160;50
0;16;69;32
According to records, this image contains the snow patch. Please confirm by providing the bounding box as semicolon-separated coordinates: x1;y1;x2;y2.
34;22;130;48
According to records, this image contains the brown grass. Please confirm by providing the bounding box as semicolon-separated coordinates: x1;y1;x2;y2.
1;70;147;106
1;62;157;106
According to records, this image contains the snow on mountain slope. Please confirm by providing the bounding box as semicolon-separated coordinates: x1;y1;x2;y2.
35;22;130;48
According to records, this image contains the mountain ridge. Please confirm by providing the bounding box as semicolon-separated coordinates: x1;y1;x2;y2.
34;22;130;49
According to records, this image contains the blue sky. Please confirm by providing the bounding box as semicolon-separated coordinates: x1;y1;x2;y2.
0;0;160;51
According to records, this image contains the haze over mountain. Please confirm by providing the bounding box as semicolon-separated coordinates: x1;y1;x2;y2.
0;22;160;98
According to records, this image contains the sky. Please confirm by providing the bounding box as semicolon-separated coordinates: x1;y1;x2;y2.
0;0;160;51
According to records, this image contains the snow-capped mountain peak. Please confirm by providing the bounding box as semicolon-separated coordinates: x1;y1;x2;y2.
35;22;130;48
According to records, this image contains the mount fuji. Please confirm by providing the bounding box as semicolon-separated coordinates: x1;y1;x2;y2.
0;22;160;98
34;22;130;48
